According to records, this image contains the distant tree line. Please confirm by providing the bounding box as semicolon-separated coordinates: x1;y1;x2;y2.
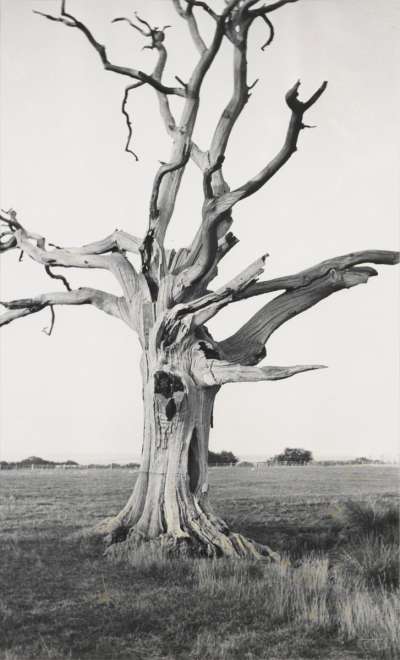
254;450;387;468
2;452;242;470
1;452;386;471
315;457;385;466
0;456;78;470
0;456;140;470
267;449;386;466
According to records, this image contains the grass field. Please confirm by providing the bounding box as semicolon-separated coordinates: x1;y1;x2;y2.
0;465;399;659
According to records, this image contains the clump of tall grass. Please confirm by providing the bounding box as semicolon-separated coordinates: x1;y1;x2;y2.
341;499;399;543
335;499;399;592
106;537;196;584
189;629;263;660
196;556;265;596
282;556;331;626
196;555;331;629
338;536;399;590
334;571;400;658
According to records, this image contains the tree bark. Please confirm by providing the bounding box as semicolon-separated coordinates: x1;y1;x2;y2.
97;327;278;561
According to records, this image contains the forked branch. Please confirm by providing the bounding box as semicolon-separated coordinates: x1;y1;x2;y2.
0;288;128;328
170;252;267;324
210;79;328;219
114;14;178;143
181;4;317;290
152;0;244;245
173;1;212;54
149;144;191;226
34;3;186;97
0;210;141;302
208;2;251;185
250;1;300;16
220;250;399;365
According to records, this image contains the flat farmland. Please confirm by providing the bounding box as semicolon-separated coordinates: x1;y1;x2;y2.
1;464;397;544
0;465;399;660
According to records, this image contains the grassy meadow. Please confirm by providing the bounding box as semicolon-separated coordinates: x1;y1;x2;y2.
0;465;399;659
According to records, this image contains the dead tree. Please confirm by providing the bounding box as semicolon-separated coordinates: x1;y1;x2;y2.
1;0;398;560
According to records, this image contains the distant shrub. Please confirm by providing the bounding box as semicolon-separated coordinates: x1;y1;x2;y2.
208;450;238;466
19;456;54;467
236;461;255;468
272;448;313;465
0;461;13;470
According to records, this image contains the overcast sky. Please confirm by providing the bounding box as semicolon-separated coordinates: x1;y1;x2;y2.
1;0;399;463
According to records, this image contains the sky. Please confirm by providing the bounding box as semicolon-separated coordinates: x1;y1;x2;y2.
0;0;399;463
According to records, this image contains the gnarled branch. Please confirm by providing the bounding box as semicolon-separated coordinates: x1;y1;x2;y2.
116;7;208;169
181;29;249;281
34;3;186;97
121;83;142;160
172;252;267;321
153;0;243;246
172;1;209;55
180;1;304;289
52;230;142;256
251;0;300;17
236;250;400;300
0;288;129;328
195;360;326;387
44;265;71;292
208;2;251;194
210;79;328;219
1;210;141;302
260;15;275;49
114;15;177;142
149;144;191;226
220;250;399;365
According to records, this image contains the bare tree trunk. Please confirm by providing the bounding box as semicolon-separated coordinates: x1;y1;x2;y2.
98;340;278;561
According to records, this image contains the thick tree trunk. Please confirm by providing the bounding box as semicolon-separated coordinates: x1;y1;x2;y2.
98;346;278;561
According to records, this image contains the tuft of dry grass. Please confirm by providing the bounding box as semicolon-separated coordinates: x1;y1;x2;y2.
196;555;331;627
341;499;399;543
338;536;399;590
334;574;400;658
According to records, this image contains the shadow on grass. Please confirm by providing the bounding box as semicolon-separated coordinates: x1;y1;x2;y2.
226;497;399;563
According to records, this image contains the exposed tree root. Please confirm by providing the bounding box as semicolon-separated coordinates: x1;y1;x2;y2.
67;518;279;564
102;525;280;563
